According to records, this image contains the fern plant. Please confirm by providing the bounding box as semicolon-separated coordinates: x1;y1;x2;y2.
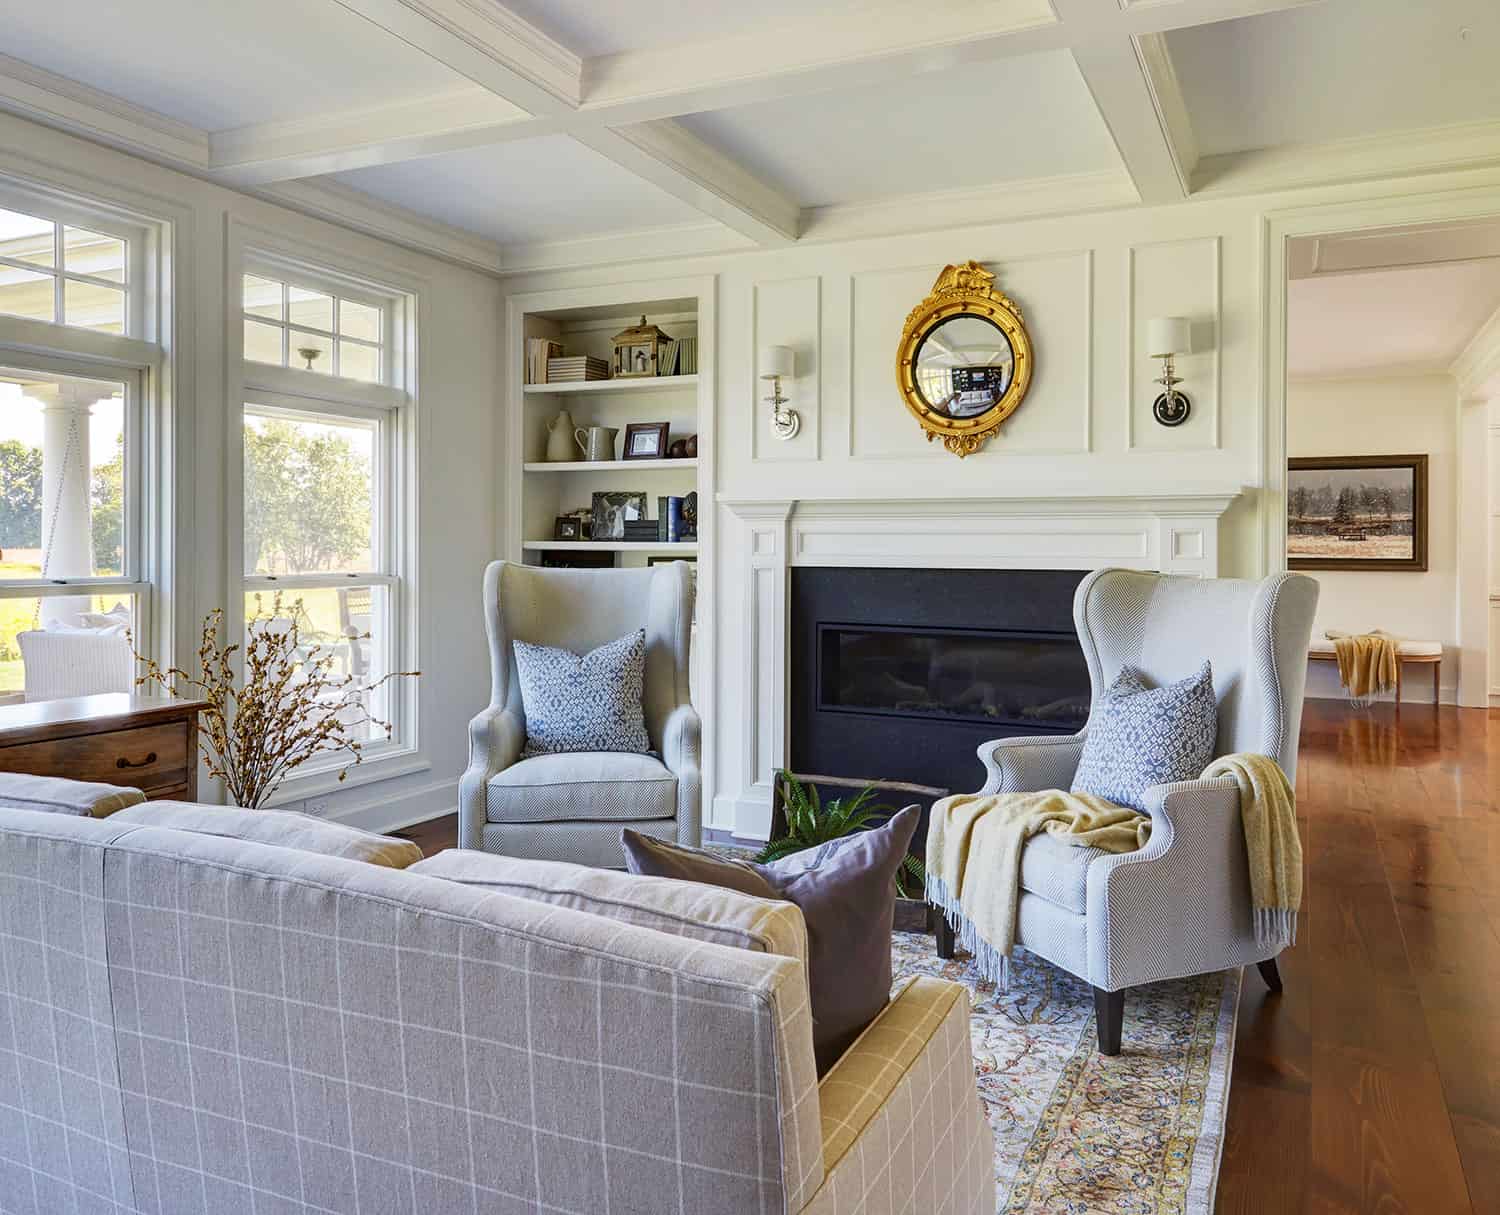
758;771;927;899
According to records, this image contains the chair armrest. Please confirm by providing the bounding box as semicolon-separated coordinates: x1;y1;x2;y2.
807;976;995;1214
977;731;1086;794
659;701;702;846
1085;775;1259;988
457;705;525;850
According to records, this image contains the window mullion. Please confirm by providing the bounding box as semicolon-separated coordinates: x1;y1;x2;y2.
52;224;63;324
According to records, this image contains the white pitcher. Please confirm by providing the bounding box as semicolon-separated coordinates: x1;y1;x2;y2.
545;409;578;462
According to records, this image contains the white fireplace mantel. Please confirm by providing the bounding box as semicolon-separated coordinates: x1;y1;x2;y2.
715;489;1242;838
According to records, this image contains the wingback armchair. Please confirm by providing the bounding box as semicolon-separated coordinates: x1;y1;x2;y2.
957;567;1318;1054
459;560;700;867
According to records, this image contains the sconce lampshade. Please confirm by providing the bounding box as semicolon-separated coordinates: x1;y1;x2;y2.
760;345;794;379
1146;317;1191;358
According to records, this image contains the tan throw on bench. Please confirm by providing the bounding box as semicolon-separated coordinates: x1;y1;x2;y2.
1308;631;1441;705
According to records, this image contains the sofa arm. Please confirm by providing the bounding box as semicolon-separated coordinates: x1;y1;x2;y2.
1086;775;1257;988
660;701;702;846
804;976;995;1215
457;704;525;850
977;731;1086;794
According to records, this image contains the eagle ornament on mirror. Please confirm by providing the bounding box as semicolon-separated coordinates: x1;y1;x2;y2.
895;261;1034;457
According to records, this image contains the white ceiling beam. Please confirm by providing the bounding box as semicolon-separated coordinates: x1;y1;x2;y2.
1052;1;1196;203
576;119;800;246
328;0;581;114
210;87;542;186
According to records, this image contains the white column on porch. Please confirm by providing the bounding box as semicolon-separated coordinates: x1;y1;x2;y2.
24;382;97;628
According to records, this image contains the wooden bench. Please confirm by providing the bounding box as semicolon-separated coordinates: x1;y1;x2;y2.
1307;638;1442;706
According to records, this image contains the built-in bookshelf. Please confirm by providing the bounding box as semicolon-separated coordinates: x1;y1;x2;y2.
505;275;715;748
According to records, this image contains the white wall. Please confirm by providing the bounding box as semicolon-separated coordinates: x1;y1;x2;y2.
1287;374;1458;702
0;111;503;831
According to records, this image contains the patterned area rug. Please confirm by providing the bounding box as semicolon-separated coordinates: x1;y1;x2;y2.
891;933;1239;1215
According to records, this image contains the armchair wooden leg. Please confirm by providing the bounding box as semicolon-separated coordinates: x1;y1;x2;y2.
1093;987;1124;1055
1257;957;1284;993
934;912;956;960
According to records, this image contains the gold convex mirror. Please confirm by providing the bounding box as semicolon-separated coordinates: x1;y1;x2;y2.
896;261;1034;457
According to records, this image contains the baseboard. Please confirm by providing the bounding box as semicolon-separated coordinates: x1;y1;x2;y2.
322;777;458;835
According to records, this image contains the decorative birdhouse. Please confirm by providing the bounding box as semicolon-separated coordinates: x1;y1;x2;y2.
611;315;670;379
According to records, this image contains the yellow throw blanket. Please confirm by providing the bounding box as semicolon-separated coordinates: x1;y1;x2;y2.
1325;628;1398;701
924;790;1150;983
1202;752;1301;950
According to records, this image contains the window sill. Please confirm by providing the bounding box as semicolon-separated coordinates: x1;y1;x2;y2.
261;744;430;808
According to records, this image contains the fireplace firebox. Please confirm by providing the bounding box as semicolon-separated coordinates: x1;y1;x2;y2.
790;567;1089;796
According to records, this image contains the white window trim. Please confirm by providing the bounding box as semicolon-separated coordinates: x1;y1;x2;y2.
0;177;150;340
0;175;170;692
229;230;422;801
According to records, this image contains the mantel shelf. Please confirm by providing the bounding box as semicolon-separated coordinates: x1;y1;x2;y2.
523;375;697;397
523;458;698;473
521;541;698;555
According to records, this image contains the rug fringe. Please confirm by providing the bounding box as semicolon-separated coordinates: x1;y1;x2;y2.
925;872;1010;989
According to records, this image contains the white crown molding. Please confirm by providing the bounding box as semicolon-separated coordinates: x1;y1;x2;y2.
1192;117;1500;198
800;170;1139;242
258;177;505;273
0;51;209;167
209;87;534;185
499;221;752;275
1452;302;1500;399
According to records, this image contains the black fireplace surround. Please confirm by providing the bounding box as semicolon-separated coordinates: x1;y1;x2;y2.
790;567;1090;798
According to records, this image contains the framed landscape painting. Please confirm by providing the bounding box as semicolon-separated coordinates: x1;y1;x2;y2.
1287;454;1428;571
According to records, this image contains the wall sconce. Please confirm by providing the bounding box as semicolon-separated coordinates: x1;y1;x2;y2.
1146;317;1192;428
759;345;800;440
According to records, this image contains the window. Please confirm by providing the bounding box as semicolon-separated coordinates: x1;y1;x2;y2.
242;272;384;383
0;207;129;333
0;366;144;703
239;256;412;769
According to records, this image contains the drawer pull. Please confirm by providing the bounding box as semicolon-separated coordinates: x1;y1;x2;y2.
116;752;158;769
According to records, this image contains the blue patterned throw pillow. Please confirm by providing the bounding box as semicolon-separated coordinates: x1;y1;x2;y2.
514;630;651;757
1071;661;1217;812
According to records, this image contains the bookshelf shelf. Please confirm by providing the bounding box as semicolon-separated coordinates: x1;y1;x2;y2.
521;541;698;555
523;375;697;397
523;458;698;473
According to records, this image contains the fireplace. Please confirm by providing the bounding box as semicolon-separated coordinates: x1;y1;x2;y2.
790;567;1089;796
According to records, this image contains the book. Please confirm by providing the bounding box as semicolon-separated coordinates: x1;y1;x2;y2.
525;338;563;384
546;355;609;382
678;337;697;375
665;496;683;543
658;340;680;377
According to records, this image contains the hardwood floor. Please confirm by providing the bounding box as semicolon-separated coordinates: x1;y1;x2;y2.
394;699;1499;1214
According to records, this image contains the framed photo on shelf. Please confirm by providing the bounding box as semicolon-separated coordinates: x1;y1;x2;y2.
553;515;583;541
590;491;648;540
1286;453;1428;571
623;422;670;460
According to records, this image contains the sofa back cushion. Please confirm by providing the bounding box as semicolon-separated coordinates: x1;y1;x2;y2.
111;801;423;867
411;848;808;966
0;771;145;817
0;807;825;1214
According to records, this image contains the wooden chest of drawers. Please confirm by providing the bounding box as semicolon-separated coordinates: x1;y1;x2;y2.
0;693;207;801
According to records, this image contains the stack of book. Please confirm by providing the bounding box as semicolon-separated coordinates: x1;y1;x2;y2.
547;355;610;383
525;338;562;384
678;337;697;375
656;496;685;542
622;520;659;543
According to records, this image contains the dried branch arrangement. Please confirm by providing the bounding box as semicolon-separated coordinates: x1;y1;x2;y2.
133;593;418;809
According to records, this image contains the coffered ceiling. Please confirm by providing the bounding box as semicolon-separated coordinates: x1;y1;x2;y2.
1;0;1498;273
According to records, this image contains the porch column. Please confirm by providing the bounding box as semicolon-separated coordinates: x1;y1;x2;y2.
23;382;97;628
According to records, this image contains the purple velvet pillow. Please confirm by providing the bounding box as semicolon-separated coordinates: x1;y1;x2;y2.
621;805;920;1073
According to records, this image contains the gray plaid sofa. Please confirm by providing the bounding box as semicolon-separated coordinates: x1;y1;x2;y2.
0;806;994;1215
